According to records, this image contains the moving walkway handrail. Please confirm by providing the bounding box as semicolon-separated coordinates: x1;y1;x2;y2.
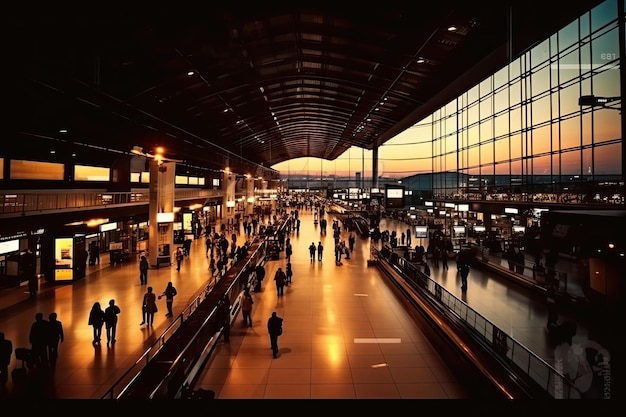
372;245;580;399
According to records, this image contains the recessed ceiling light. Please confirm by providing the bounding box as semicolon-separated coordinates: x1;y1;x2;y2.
448;25;457;31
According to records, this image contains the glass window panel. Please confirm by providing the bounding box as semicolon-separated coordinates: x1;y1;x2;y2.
10;160;64;180
558;20;580;54
445;116;457;136
481;140;494;165
582;147;593;178
593;105;621;144
531;95;552;125
480;118;493;142
591;27;620;69
559;48;580;83
494;113;509;140
466;85;479;105
494;136;510;165
479;77;492;99
532;155;551;175
531;39;550;69
511;159;523;177
509;56;522;80
532;125;552;155
509;79;521;106
591;58;620;105
142;172;150;183
559;83;582;117
494;160;510;175
494;88;509;114
511;133;523;160
458;149;469;170
445;152;457;172
480;96;493;121
561;114;581;149
469;146;480;169
130;172;141;182
444;100;458;117
74;165;110;181
582;112;593;146
510;106;522;134
591;0;618;32
175;175;188;184
552;124;562;157
549;33;558;57
494;66;509;89
594;142;622;175
468;124;480;146
531;65;551;97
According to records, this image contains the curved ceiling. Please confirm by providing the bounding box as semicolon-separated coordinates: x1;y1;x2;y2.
9;1;600;178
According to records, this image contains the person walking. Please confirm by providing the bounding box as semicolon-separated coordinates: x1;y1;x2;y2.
285;262;293;285
88;302;105;344
139;255;149;285
308;242;316;262
274;267;286;296
241;290;253;327
460;263;470;291
176;247;184;271
267;312;283;359
104;299;121;345
0;332;12;386
141;286;158;326
159;282;177;317
441;248;449;270
254;264;265;292
317;241;324;261
47;312;64;366
29;312;49;368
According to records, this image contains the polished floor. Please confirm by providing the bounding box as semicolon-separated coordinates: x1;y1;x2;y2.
0;206;603;400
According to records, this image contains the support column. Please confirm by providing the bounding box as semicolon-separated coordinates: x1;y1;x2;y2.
222;171;237;228
245;177;255;216
148;160;175;268
372;146;379;189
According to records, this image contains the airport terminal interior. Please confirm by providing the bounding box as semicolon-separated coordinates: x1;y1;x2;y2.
1;0;624;403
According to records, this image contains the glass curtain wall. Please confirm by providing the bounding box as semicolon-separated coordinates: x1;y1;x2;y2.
428;0;622;204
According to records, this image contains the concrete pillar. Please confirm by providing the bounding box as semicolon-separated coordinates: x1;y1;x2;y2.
245;177;255;216
223;171;236;226
148;160;175;268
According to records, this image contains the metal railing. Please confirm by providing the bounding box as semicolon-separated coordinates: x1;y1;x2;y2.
0;188;219;216
373;245;582;399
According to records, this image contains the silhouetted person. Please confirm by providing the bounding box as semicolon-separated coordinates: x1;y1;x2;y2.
47;312;64;366
159;282;177;317
176;247;184;271
267;312;283;359
24;249;38;297
309;242;316;261
29;312;49;368
285;262;293;285
142;286;158;326
88;302;105;344
274;267;286;296
254;264;266;292
241;290;253;327
460;263;470;291
139;255;149;285
317;242;324;261
0;332;12;385
104;299;121;345
217;295;231;343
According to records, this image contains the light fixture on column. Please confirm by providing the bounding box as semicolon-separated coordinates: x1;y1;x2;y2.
578;95;621;111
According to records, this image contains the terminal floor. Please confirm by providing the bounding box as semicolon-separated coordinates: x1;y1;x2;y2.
0;209;606;400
